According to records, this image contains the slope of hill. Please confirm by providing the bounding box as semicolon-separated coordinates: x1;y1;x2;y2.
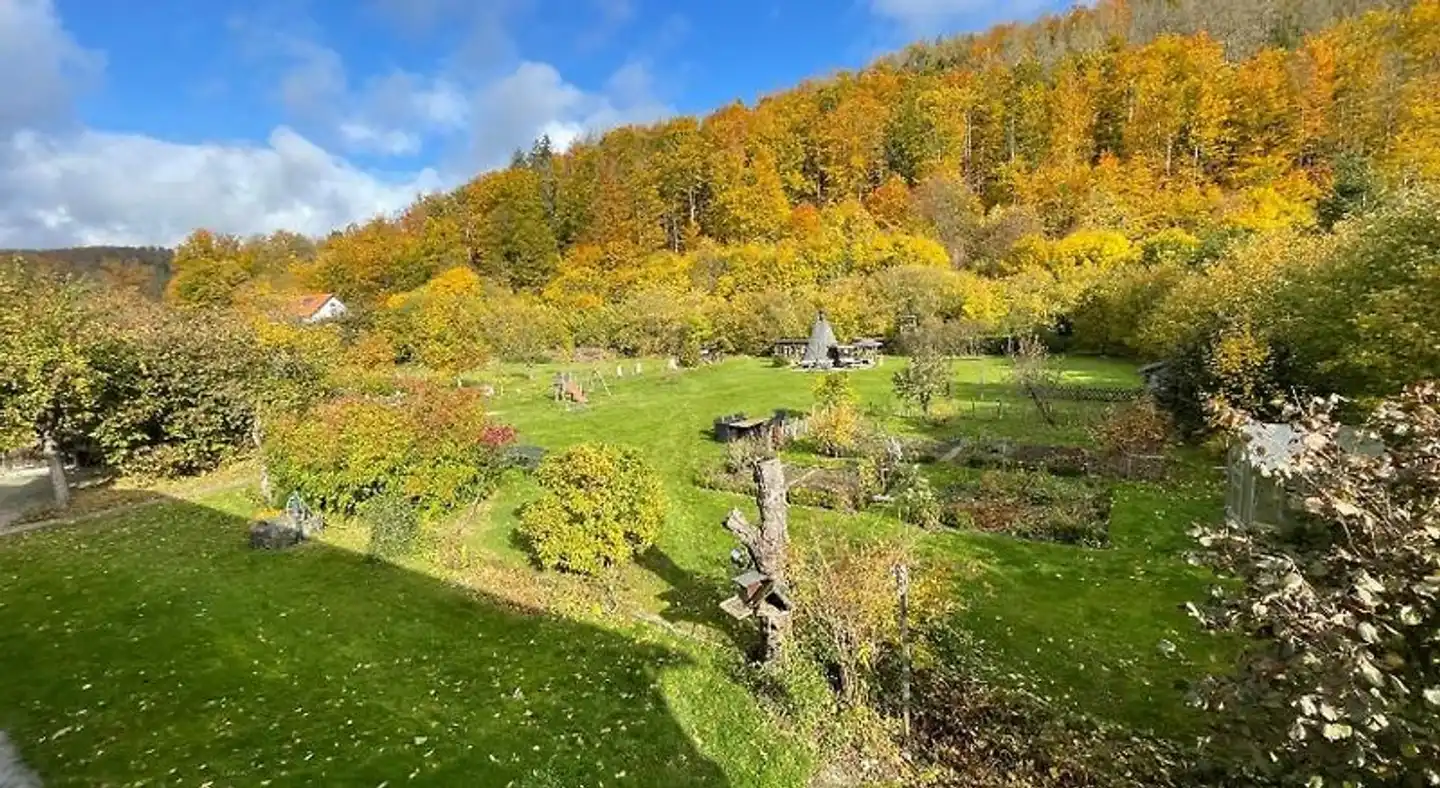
887;0;1412;70
5;246;173;299
163;0;1440;407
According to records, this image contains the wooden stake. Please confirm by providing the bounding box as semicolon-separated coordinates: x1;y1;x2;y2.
894;562;912;741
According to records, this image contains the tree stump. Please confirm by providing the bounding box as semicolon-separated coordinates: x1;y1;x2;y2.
723;458;791;662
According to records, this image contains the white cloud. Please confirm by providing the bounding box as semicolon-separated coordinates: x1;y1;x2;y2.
465;60;669;168
356;72;470;135
0;0;443;248
277;40;348;117
0;0;673;248
337;122;423;157
0;127;442;247
0;0;103;133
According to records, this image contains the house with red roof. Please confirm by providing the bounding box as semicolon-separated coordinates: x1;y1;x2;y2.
289;293;348;324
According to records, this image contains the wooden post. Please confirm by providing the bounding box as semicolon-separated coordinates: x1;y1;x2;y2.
894;563;912;741
723;458;791;662
42;432;70;509
252;420;273;505
1021;381;1058;427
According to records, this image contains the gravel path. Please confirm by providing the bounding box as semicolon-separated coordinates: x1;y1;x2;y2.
0;476;250;540
0;469;53;529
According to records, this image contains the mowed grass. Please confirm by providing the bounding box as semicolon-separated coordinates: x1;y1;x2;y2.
0;354;1232;786
477;356;1231;735
0;490;810;786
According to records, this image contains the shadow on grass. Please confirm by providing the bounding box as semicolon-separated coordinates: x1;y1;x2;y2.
0;496;731;787
500;511;754;654
637;548;757;656
505;509;539;566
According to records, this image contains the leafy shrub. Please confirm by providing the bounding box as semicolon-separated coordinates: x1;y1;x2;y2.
265;382;514;516
812;373;856;409
677;315;710;367
518;444;667;575
978;469;1076;505
327;364;403;398
791;535;953;709
855;431;905;497
896;467;942;529
856;457;884;501
808;401;864;457
362;493;420;562
1192;387;1440;785
891;347;950;416
789;484;858;511
1091;396;1174;458
724;435;776;474
89;308;264;477
346;330;397;367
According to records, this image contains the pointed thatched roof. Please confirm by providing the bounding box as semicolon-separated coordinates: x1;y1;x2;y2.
800;312;839;368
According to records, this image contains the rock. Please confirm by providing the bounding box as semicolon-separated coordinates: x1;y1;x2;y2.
0;731;42;788
249;517;304;550
504;444;547;472
295;513;324;539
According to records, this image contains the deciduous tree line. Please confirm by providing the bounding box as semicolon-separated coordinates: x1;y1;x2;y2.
152;1;1439;408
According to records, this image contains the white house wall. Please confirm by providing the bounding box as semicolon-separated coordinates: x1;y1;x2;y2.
304;298;349;324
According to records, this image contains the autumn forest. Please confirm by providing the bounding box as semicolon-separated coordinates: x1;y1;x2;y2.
3;0;1440;785
128;0;1436;415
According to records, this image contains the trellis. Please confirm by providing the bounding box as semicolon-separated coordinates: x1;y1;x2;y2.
1029;384;1145;403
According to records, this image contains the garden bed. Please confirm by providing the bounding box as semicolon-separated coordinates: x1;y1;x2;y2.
693;460;866;512
930;439;1165;481
935;469;1112;547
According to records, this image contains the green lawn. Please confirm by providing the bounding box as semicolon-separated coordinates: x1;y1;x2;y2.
489;358;1228;728
0;354;1234;785
0;491;809;786
473;356;1229;734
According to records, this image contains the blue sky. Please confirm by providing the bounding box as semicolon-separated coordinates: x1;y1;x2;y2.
0;0;1070;247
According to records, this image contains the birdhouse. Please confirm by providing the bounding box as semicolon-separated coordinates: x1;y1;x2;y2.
719;569;793;621
719;595;753;620
764;581;793;612
732;570;771;605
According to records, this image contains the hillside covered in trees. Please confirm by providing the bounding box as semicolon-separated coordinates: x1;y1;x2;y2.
4;246;172;299
164;0;1440;412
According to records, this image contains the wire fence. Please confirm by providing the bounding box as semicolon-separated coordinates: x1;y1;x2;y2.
1030;384;1145;403
953;382;1144;404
